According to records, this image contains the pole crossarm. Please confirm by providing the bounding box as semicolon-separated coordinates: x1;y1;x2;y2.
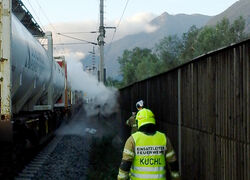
57;33;97;45
105;26;116;29
57;31;98;34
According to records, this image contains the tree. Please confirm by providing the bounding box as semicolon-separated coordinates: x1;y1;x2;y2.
105;76;122;88
230;16;246;42
181;25;200;62
182;16;246;59
135;52;161;80
155;35;183;70
192;26;218;57
118;48;160;86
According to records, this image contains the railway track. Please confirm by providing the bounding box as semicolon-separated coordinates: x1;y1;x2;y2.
15;136;63;180
14;110;95;180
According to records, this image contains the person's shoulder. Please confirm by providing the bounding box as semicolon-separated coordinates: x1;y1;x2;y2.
131;131;144;141
126;135;136;144
129;115;135;120
156;131;168;137
132;131;142;135
156;130;165;134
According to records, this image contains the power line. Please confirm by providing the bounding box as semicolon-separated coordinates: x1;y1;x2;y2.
59;31;98;35
24;0;66;55
107;0;130;52
33;0;67;55
52;42;90;46
116;0;130;29
25;0;45;32
33;0;57;32
57;33;98;45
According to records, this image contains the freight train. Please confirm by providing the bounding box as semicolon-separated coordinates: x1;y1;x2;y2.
0;0;83;166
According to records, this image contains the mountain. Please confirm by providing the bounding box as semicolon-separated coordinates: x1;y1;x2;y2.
81;13;211;79
150;12;211;40
207;0;250;32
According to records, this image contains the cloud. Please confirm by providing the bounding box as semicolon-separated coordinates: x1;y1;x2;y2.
105;12;158;41
145;24;159;33
43;12;158;61
125;12;156;23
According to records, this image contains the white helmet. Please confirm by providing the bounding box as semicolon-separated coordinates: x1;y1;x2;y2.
136;100;144;110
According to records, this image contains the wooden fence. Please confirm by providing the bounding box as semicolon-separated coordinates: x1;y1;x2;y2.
119;39;250;180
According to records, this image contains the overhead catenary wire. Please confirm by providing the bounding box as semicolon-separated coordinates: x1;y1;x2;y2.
33;0;102;56
107;0;130;52
52;42;90;46
23;0;63;54
25;0;45;32
57;33;98;45
116;0;130;29
57;31;98;35
33;0;67;55
33;0;57;32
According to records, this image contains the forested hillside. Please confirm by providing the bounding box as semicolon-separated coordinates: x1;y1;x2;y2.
207;0;250;33
107;17;247;87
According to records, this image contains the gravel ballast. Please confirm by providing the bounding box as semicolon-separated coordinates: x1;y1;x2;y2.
34;135;91;180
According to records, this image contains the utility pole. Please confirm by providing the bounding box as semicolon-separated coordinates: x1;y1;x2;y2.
98;0;105;82
97;0;116;83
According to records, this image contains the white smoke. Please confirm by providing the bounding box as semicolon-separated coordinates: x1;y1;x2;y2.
66;59;118;118
56;59;119;137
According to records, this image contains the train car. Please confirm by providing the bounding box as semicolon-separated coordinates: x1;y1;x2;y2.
0;1;85;178
8;13;66;144
0;0;82;165
54;57;84;119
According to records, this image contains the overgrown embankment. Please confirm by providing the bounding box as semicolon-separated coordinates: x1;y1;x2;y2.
86;135;122;180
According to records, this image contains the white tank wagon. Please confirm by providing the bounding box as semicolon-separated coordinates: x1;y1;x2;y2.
0;2;82;178
11;15;65;113
0;11;72;145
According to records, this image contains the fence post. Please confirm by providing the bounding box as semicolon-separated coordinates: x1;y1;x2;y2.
178;68;182;174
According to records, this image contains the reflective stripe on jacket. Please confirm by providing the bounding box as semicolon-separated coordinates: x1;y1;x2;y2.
130;131;167;180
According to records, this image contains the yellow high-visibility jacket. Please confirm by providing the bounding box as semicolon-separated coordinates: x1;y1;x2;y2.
117;131;180;180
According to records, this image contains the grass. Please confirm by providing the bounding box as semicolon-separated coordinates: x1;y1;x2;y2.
86;135;122;180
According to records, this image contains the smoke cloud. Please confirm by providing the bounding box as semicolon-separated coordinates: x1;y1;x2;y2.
56;59;119;138
67;59;119;117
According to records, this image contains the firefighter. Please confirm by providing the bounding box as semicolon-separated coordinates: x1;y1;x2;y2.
126;100;144;134
118;108;181;180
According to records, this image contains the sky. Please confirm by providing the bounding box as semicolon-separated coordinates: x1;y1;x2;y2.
22;0;239;23
21;0;239;61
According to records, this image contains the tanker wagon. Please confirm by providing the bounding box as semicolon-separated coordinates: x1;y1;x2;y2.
0;0;72;174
